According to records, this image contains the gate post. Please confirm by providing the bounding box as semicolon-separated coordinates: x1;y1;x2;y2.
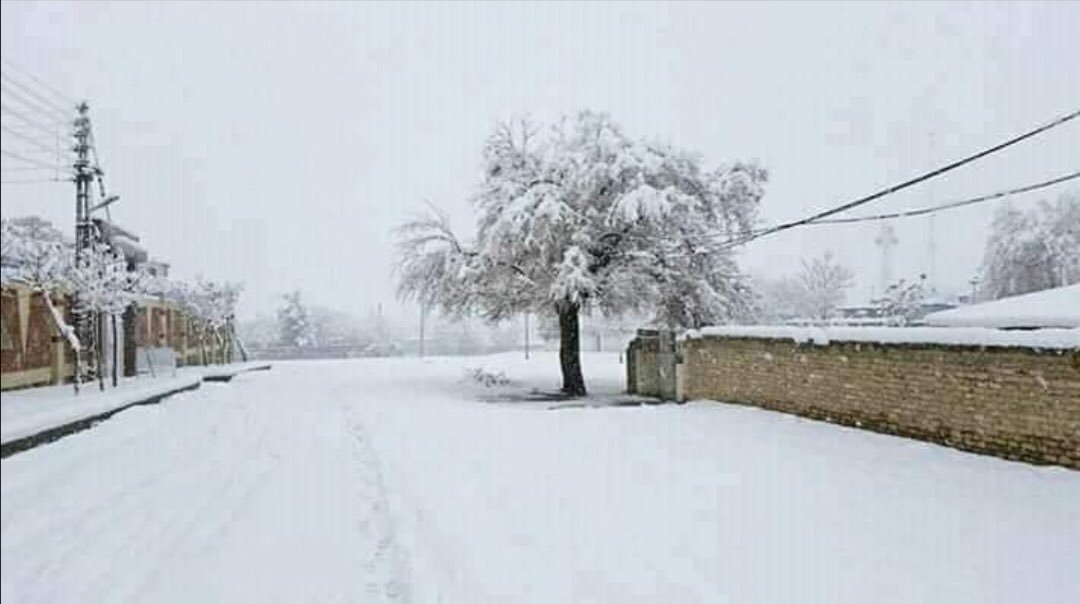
657;329;677;401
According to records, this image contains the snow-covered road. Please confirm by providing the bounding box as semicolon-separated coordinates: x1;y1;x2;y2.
1;367;406;603
3;352;1078;603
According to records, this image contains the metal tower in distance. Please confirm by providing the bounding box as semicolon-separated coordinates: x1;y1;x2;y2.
874;223;898;296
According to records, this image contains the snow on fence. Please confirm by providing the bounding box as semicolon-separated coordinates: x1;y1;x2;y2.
630;326;1080;469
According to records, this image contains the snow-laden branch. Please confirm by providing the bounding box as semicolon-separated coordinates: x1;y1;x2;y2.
396;110;767;328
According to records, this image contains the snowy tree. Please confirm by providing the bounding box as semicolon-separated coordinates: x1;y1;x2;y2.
753;276;808;323
875;275;927;326
198;279;241;331
68;240;140;389
1;217;72;289
163;278;242;363
277;290;315;347
0;217;85;389
1;218;80;355
196;279;242;362
237;314;278;349
160;279;206;360
397;112;766;395
1;216;73;299
981;192;1079;299
1040;192;1080;285
797;252;854;322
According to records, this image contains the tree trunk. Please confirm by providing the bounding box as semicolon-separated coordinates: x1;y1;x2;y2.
111;314;119;387
96;314;105;391
557;301;587;396
123;305;137;377
41;290;80;394
234;322;249;362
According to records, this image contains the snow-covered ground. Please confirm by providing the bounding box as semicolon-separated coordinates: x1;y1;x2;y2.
924;283;1080;329
2;352;1077;603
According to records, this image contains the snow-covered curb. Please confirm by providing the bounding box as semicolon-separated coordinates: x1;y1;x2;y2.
187;362;273;381
1;375;202;445
1;363;274;447
681;325;1080;350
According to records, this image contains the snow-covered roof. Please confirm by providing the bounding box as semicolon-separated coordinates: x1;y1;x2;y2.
110;238;148;264
682;325;1080;350
93;218;140;243
923;284;1080;329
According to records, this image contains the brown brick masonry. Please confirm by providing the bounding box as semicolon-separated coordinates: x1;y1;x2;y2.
2;284;232;390
678;336;1079;469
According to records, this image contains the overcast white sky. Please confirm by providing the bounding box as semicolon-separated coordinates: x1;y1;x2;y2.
2;1;1078;321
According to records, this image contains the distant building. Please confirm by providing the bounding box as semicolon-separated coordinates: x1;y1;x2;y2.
820;297;958;327
92;218;146;268
91;218;170;277
835;304;886;320
914;296;958;319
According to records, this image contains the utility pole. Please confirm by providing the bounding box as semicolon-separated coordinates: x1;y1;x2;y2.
874;223;898;296
418;303;426;358
926;131;938;296
523;312;530;360
73;103;93;271
72;102;96;376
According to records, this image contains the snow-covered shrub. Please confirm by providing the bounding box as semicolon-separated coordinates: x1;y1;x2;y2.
464;367;513;388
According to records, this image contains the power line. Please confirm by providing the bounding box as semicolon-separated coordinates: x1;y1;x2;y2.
0;58;77;105
723;108;1080;249
803;170;1080;226
0;71;72;119
1;166;61;172
0;64;76;184
1;103;70;138
0;123;67;157
0;144;69;163
0;88;71;125
1;177;68;185
0;148;65;171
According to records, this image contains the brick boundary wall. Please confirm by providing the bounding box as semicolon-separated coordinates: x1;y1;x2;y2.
2;286;233;390
677;335;1080;469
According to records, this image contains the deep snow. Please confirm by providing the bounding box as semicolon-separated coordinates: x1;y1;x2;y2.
924;283;1080;329
2;352;1078;603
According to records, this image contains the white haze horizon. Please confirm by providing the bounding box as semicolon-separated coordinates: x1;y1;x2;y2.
2;1;1078;326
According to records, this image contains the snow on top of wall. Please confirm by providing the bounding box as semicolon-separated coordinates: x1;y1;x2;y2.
923;284;1080;329
683;325;1080;350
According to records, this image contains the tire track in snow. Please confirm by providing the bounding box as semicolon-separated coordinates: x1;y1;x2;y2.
2;384;281;603
343;403;410;603
4;366;413;603
115;403;279;603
